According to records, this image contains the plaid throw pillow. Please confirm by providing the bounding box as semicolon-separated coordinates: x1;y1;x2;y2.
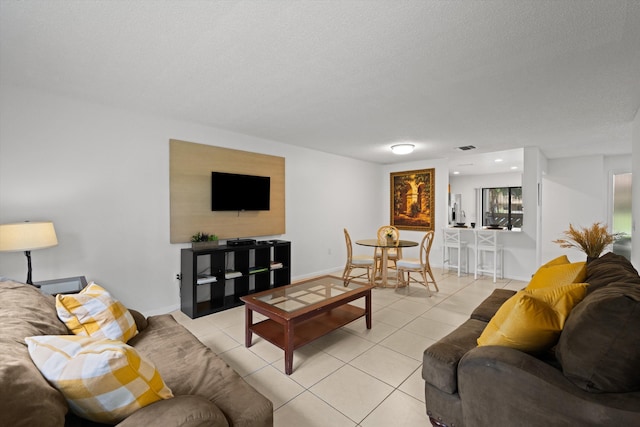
26;335;173;424
56;282;137;342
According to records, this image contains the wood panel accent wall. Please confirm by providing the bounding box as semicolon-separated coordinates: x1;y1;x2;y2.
170;139;285;243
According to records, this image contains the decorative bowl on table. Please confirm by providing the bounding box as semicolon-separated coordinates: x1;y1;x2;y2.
454;223;466;227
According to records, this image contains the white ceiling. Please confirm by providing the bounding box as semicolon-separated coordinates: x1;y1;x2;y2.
1;1;639;169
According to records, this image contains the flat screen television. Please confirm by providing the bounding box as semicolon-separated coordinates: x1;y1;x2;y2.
211;172;270;211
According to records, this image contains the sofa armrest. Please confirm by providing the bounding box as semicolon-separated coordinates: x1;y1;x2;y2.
116;395;229;427
458;346;640;427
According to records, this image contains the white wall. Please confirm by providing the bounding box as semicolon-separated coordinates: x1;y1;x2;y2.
0;85;382;314
541;154;631;263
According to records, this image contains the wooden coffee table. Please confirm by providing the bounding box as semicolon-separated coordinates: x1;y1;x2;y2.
240;275;373;374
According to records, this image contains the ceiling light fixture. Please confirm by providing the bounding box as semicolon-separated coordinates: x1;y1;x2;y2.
390;144;415;155
494;158;504;163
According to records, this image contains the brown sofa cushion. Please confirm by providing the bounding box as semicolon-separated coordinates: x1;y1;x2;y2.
0;280;70;427
129;314;273;427
585;252;640;294
422;318;487;394
556;282;640;393
470;288;516;322
118;395;229;427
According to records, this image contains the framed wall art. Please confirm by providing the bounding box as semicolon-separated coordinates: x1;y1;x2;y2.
390;168;435;231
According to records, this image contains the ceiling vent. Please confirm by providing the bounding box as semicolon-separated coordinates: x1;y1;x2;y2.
456;145;476;151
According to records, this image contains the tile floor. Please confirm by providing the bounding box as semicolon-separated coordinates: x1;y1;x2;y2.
171;268;527;426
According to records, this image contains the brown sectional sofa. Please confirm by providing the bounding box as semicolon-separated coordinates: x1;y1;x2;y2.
0;279;273;427
422;252;640;427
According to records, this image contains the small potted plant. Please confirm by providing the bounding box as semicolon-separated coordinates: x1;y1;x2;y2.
553;222;621;261
191;232;219;250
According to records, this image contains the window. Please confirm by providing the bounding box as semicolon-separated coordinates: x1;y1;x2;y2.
482;187;523;228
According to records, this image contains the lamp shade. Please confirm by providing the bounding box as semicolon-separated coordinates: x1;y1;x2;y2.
0;221;58;252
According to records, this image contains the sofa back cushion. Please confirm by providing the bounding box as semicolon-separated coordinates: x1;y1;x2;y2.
585;252;640;294
556;282;640;393
0;280;69;426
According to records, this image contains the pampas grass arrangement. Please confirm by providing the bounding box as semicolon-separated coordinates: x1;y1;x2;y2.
553;222;618;259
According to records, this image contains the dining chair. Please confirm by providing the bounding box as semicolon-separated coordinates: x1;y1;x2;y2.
396;231;438;296
374;225;402;277
442;228;468;277
342;228;374;286
474;229;503;283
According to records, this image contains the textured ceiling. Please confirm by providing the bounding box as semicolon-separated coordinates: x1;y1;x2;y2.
1;0;639;167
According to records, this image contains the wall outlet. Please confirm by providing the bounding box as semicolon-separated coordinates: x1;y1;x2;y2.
175;273;182;280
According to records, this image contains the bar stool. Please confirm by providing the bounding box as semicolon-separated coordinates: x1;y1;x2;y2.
442;228;468;277
474;229;503;283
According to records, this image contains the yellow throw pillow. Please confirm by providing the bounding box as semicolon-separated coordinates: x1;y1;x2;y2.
56;282;137;342
26;335;173;424
528;282;588;322
477;291;561;351
527;255;569;281
526;262;586;290
540;255;570;269
477;282;588;351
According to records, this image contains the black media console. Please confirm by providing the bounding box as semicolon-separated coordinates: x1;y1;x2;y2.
180;240;291;318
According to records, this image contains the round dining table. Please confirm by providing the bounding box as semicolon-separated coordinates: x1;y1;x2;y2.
356;239;419;287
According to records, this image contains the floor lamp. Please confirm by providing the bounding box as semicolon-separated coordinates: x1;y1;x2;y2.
0;221;58;287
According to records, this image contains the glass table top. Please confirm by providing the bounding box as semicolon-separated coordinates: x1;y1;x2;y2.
253;276;368;312
356;239;418;248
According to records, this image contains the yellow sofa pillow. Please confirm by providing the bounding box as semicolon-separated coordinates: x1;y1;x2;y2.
528;255;570;281
526;261;586;290
477;291;561;351
540;255;570;269
26;335;173;424
477;282;588;351
529;282;588;321
56;282;138;343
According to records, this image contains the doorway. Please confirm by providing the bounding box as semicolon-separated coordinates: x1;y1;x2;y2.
612;172;632;259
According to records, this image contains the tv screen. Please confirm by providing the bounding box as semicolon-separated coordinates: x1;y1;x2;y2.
211;172;270;211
